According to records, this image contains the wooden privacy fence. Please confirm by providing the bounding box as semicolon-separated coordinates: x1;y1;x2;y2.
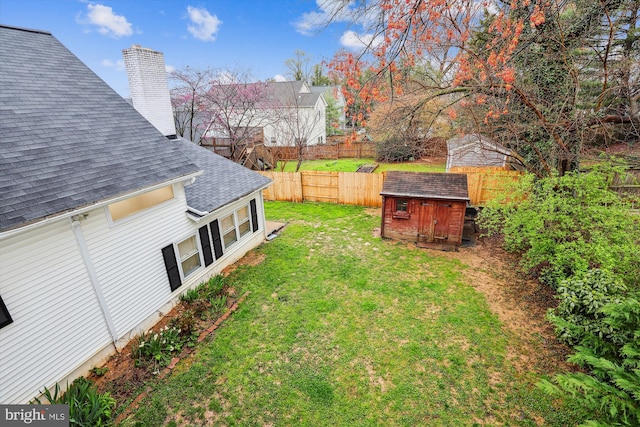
272;142;377;161
260;171;385;207
261;168;524;208
448;167;524;206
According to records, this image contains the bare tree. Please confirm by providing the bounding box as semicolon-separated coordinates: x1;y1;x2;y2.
203;69;274;161
269;83;326;171
285;50;312;83
170;66;214;144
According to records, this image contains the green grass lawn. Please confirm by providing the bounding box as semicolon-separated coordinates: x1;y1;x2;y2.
122;202;582;426
276;158;446;173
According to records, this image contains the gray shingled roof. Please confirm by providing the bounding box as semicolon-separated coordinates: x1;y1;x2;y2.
265;81;321;108
0;25;201;232
381;171;469;201
175;138;271;214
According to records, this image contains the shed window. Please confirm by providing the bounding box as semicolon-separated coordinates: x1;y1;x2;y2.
0;295;13;329
393;199;410;219
177;235;201;278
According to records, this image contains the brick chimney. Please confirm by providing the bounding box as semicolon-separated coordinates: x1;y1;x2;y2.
122;45;176;138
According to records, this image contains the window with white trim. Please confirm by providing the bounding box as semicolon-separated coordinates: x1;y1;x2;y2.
221;213;238;248
237;206;251;238
177;235;201;278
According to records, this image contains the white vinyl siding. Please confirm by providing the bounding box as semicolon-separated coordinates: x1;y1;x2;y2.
0;221;112;404
81;185;195;338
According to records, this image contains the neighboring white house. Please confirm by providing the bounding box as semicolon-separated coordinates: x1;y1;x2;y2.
203;80;327;148
0;25;271;404
310;85;347;132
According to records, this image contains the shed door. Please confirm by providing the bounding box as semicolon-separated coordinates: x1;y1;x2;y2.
418;202;451;242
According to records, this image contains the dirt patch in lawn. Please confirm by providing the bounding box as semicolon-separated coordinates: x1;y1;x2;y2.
436;238;573;373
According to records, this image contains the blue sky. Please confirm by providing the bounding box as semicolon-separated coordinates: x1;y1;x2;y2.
1;0;371;97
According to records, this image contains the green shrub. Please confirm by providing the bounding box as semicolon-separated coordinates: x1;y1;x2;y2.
132;326;184;366
548;269;627;346
34;377;115;426
540;296;640;426
204;274;226;297
179;288;200;304
209;294;228;313
478;166;640;288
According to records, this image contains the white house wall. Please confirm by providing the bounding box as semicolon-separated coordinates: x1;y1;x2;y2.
81;184;193;342
0;220;112;404
0;183;269;403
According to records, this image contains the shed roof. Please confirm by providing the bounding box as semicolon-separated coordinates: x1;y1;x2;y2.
381;171;469;201
0;25;201;232
176;138;272;214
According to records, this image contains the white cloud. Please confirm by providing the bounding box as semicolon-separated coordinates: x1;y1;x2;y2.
340;30;381;51
274;74;287;82
82;3;133;38
101;58;125;71
165;64;175;74
294;0;375;36
186;6;222;41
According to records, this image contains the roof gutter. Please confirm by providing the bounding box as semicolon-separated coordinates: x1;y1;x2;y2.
0;171;202;241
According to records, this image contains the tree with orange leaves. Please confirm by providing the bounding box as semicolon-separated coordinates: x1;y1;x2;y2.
325;0;639;176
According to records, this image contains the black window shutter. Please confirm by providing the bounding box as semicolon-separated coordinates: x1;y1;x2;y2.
210;220;223;259
250;199;259;232
198;225;214;267
161;244;182;291
0;295;13;329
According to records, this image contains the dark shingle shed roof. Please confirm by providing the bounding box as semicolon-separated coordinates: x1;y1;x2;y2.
381;171;469;201
0;25;200;232
176;138;272;214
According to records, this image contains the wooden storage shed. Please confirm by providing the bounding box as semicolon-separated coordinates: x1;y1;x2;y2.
446;134;513;171
380;172;470;250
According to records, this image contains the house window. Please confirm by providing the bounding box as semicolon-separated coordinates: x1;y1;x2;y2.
237;206;251;238
177;235;201;278
108;185;174;222
0;295;13;329
221;213;238;248
393;199;410;219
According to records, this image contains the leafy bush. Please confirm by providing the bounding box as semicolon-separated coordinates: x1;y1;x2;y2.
548;269;627;346
478;166;640;288
34;377;115;426
209;295;228;313
132;326;184;367
169;309;197;339
179;288;200;304
540;296;640;426
375;135;427;162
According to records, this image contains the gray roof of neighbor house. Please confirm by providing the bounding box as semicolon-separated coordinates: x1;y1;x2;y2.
309;85;344;104
175;138;272;214
381;171;470;201
268;81;322;108
0;25;201;232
